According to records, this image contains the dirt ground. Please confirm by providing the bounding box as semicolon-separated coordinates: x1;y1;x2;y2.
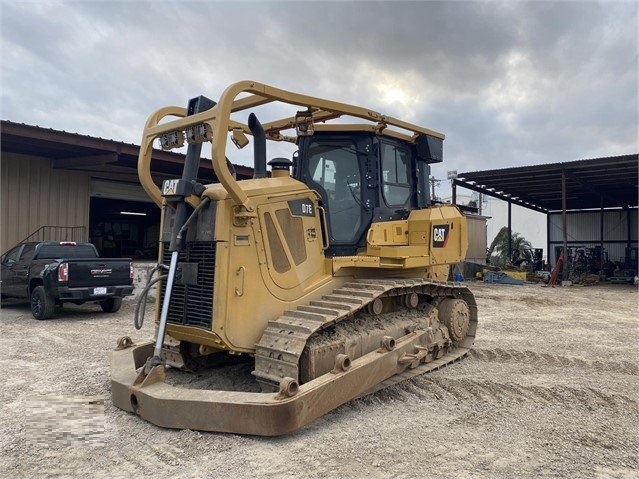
1;281;637;479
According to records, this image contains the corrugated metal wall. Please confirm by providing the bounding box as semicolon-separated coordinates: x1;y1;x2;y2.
89;178;154;202
465;214;488;264
548;209;638;265
1;153;90;253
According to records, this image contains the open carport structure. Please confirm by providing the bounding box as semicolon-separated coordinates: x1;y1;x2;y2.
452;154;638;279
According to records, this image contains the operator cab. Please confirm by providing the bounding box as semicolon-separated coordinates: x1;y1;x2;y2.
295;132;442;256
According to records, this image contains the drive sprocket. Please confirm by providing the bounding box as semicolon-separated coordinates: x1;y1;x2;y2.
438;297;471;342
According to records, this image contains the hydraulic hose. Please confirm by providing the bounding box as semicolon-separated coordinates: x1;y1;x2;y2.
134;274;167;330
133;263;168;330
176;196;211;244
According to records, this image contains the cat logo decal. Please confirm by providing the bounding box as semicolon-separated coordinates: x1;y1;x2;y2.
432;224;449;248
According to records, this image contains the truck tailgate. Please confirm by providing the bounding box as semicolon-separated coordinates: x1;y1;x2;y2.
66;259;132;288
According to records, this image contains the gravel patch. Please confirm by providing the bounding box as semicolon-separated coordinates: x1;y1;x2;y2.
1;281;637;478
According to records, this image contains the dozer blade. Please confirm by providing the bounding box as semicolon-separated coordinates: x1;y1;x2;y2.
111;329;471;436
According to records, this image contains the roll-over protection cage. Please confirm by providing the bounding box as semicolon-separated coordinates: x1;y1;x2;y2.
137;80;444;211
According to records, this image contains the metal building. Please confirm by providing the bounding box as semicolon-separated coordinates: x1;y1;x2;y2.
453;155;638;279
0;121;253;255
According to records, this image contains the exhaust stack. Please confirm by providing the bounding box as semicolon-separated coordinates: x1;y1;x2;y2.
248;113;267;179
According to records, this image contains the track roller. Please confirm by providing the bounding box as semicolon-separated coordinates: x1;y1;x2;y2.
366;298;383;315
403;292;419;308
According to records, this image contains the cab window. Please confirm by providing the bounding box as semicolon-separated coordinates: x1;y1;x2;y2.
19;244;36;262
2;246;21;265
308;141;363;243
381;142;411;207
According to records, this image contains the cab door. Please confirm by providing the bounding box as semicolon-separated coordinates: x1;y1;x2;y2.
1;245;23;297
13;244;35;296
299;136;374;256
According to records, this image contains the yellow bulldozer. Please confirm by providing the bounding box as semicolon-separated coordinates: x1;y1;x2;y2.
111;81;477;435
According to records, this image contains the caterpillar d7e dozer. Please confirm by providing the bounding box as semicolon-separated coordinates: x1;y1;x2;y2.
111;81;477;436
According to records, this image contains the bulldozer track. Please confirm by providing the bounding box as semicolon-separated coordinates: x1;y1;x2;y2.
469;349;639;375
254;278;477;387
355;377;639;412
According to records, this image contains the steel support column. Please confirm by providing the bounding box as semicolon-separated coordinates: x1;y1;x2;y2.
508;202;512;263
600;196;605;268
627;207;632;267
546;213;551;266
562;170;568;280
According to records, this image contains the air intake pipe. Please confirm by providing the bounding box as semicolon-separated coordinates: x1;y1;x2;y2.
248;113;267;179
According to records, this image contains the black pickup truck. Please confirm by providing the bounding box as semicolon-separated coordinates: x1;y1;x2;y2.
0;241;133;320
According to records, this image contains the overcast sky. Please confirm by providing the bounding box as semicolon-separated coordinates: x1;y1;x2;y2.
1;0;637;248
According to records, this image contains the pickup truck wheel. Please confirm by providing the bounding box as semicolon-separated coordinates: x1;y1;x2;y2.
100;297;122;313
31;286;55;320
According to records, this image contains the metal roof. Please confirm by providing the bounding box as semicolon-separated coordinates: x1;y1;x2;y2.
3;121;636;213
455;154;638;213
0;120;254;182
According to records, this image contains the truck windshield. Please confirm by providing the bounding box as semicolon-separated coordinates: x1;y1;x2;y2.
36;245;98;259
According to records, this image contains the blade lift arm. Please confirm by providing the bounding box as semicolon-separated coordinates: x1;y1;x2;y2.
143;96;215;374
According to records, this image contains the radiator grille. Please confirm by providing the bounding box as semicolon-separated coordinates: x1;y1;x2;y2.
159;241;215;329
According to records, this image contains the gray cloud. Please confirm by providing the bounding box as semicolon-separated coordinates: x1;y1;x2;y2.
1;0;636;178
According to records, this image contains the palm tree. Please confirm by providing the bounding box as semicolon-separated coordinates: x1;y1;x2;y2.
487;226;533;266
